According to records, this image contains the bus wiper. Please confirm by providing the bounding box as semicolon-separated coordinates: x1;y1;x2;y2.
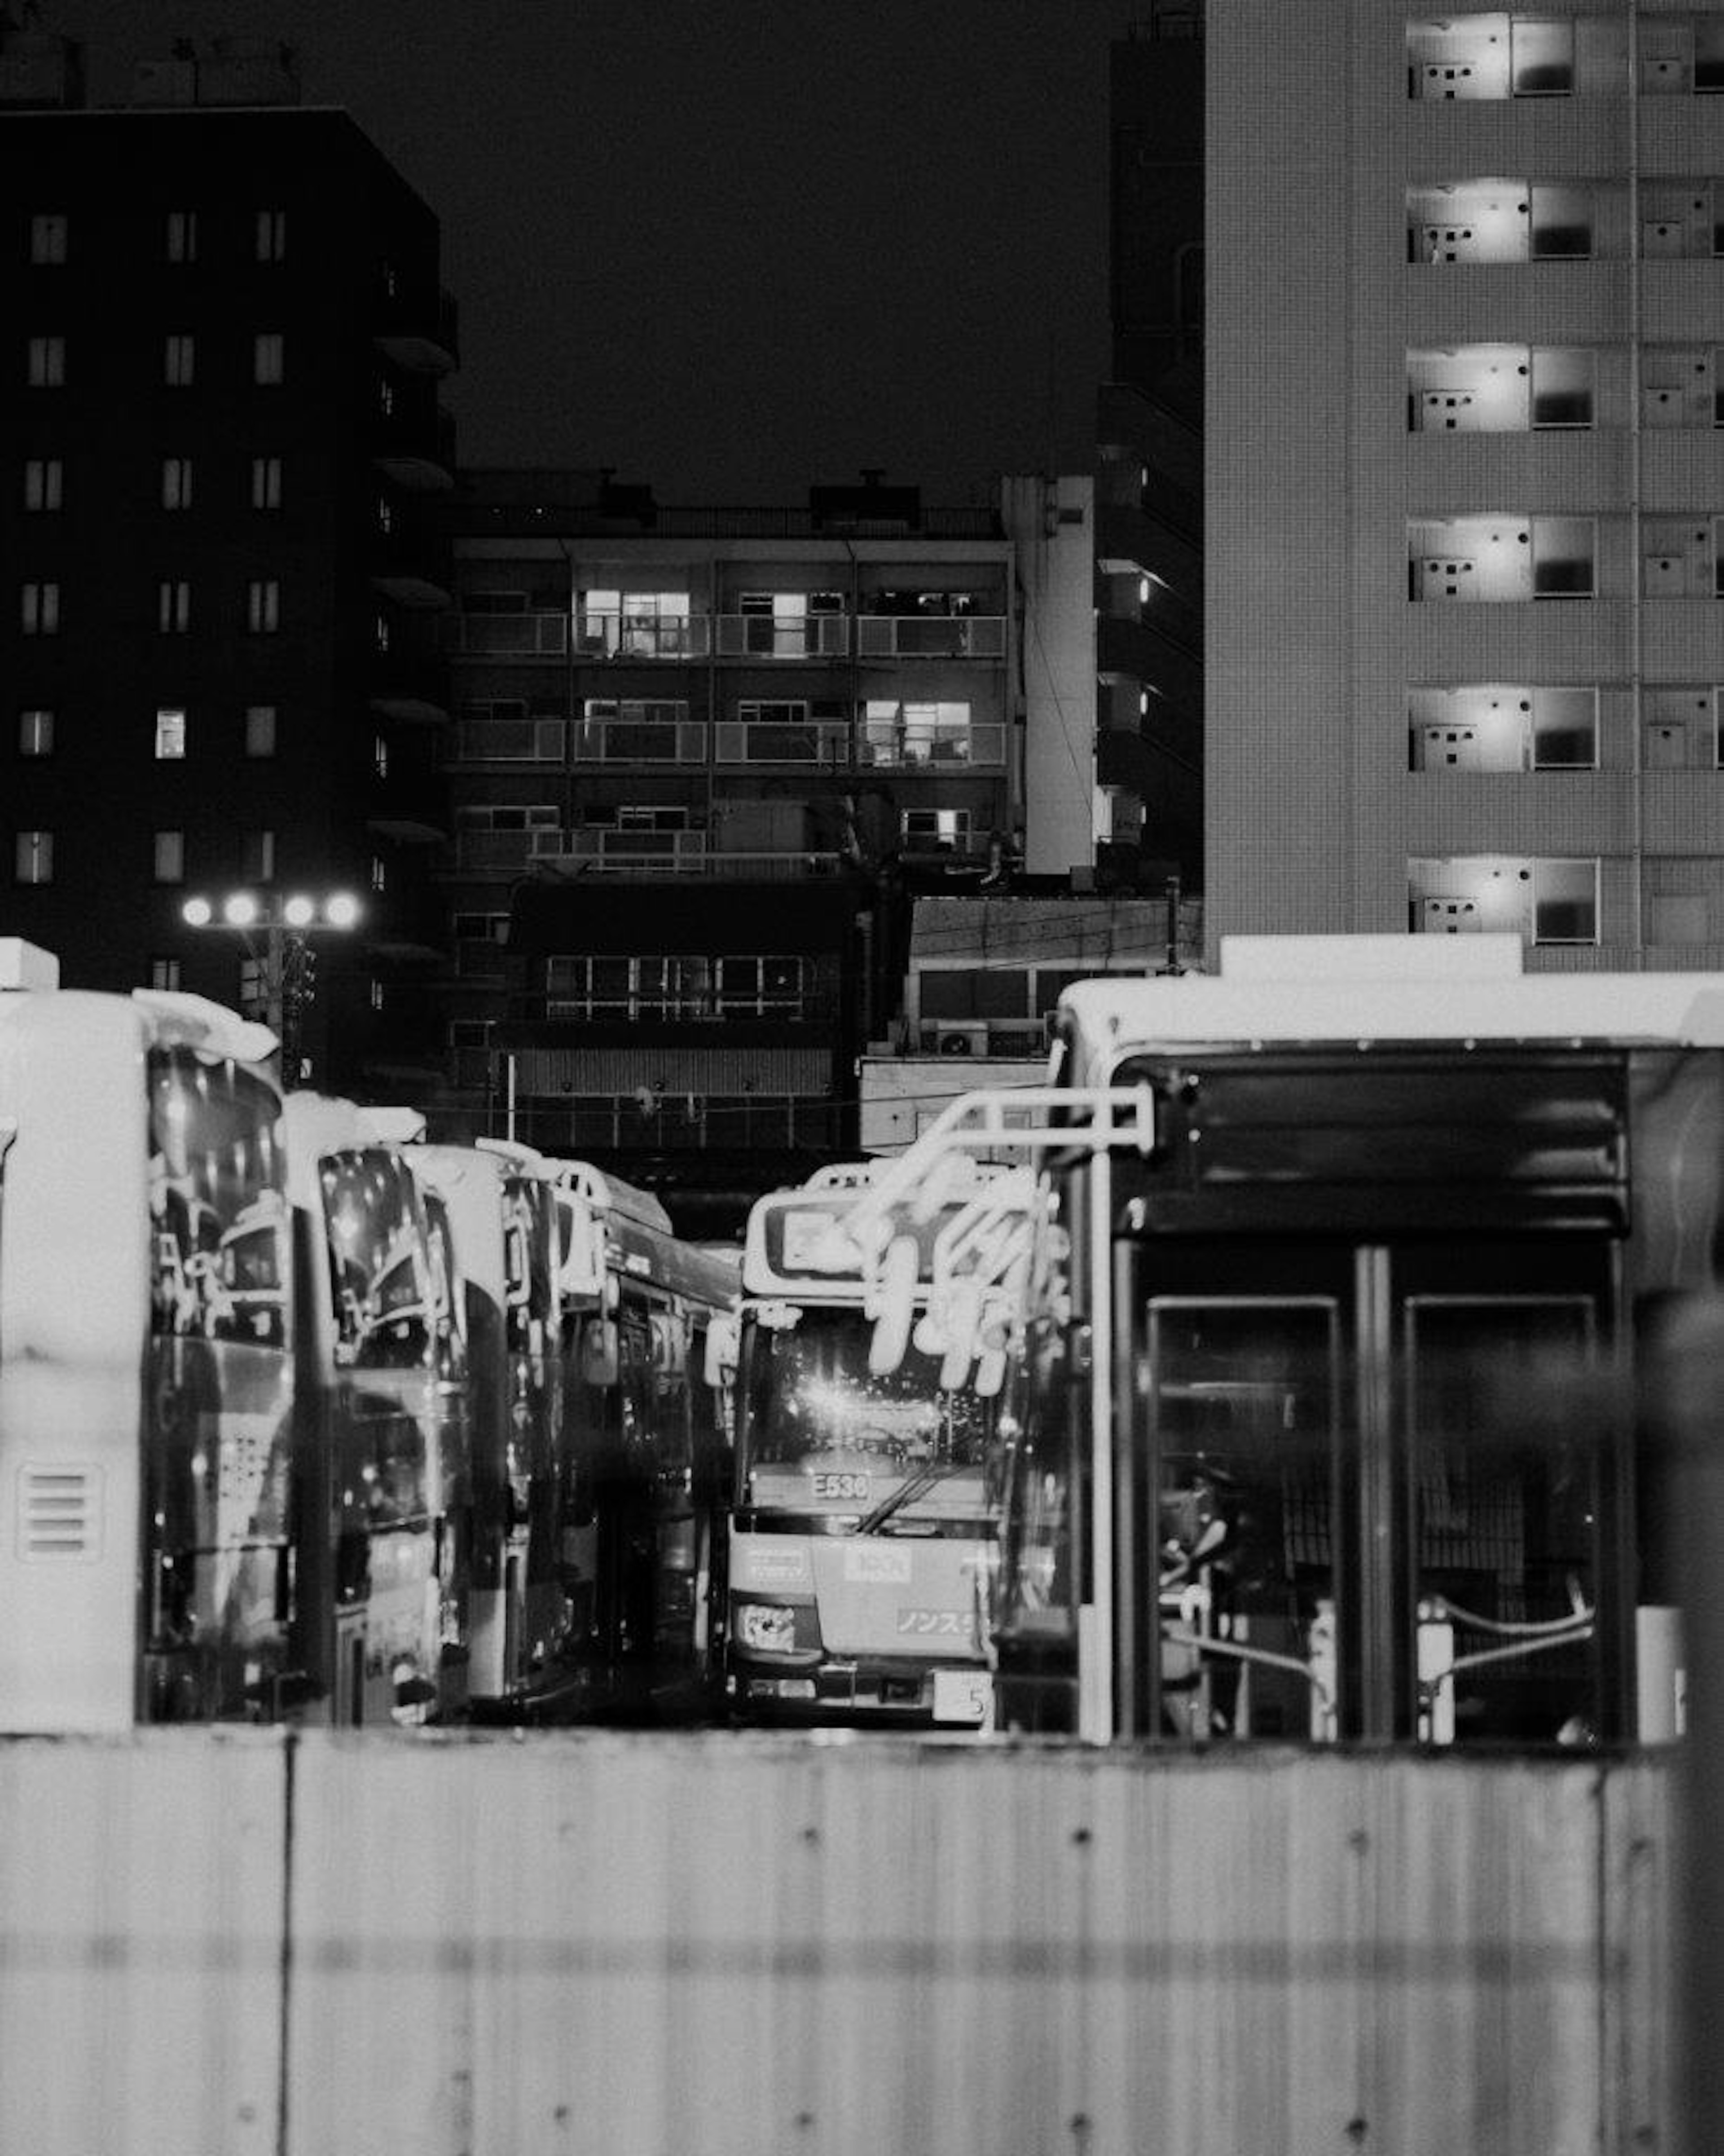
853;1460;960;1536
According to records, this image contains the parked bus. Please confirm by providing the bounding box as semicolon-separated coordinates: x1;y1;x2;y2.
725;1160;1035;1727
284;1093;470;1726
0;940;294;1728
847;935;1724;1745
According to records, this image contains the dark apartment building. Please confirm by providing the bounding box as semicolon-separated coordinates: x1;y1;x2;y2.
434;468;1030;1230
1099;4;1205;897
0;31;455;1089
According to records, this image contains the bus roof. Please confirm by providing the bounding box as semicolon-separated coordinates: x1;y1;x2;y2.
1059;936;1724;1076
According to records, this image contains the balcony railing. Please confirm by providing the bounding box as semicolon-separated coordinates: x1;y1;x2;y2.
855;615;1006;659
504;1093;848;1153
859;723;1006;769
576;617;711;660
532;832;847;878
715;613;849;658
574;719;708;763
450;611;568;657
455;718;566;763
714;720;850;766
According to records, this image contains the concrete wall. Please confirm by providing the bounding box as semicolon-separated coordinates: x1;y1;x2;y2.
0;1733;1675;2156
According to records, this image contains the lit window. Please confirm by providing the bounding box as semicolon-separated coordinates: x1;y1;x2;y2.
371;855;387;892
18;708;53;757
162;456;192;510
154;706;187;760
165;211;197;263
29;214;67;265
251;456;281;510
163;334;195;387
26;335;64;387
376;494;393;535
23;458;62;511
253;333;284;386
153;830;185;884
245;704;277;757
242;830;275;881
148;957;182;991
246;580;280;634
374;613;391;654
255;210;287;263
378;376;395;418
21;581;59;635
14;830;53;884
374;734;388;777
370;980;385;1010
902;808;972;853
158;580;191;634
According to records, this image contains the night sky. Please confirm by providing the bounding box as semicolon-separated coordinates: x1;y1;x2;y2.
54;0;1135;502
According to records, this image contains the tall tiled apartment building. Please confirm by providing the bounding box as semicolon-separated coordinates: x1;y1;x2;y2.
1209;0;1724;965
0;34;456;1082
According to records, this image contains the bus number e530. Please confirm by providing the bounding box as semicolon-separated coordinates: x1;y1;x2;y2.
813;1471;869;1501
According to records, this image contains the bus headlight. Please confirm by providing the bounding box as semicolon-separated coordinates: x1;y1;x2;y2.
734;1600;800;1653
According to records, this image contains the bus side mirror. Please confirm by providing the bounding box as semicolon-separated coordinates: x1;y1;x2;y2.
704;1312;739;1389
581;1316;620;1387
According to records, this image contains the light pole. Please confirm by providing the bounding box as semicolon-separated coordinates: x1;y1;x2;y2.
181;889;361;1086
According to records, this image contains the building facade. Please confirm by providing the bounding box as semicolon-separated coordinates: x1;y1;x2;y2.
1209;0;1724;966
0;39;456;1081
436;471;1027;1228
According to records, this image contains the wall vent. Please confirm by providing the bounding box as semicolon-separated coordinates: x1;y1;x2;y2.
18;1465;101;1561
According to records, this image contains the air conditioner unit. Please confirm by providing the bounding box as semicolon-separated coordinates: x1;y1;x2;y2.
924;1021;990;1057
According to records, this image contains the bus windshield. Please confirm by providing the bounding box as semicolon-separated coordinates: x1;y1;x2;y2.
739;1307;994;1471
320;1148;432;1370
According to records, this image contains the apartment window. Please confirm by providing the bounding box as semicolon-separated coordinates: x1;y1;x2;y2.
244;704;277;758
29;213;68;264
253;333;283;386
14;831;53;885
251;456;281;510
165;210;197;263
153;830;185;884
370;855;387;893
241;830;275;882
18;707;53;757
246;580;280;633
154;706;187;760
148;957;182;992
369;981;385;1012
373;733;388;778
375;494;393;535
1408;516;1596;600
163;334;195;386
378;375;395;419
453;913;510;943
718;956;806;1017
374;612;391;654
1407;685;1598;771
26;335;64;387
1409;855;1599;944
158;579;191;633
862;699;976;767
21;581;59;635
255;210;287;263
902;808;973;853
1407;17;1587;99
162;456;192;511
23;458;62;511
579;588;694;657
1407;181;1596;262
1407;346;1594;432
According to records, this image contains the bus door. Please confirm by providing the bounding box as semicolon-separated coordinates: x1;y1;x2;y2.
1120;1233;1621;1745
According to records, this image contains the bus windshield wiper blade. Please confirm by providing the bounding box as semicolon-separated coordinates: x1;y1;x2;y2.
853;1460;959;1536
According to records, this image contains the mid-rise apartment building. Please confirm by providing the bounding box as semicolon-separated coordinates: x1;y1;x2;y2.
437;471;1032;1226
1209;0;1724;966
0;35;456;1081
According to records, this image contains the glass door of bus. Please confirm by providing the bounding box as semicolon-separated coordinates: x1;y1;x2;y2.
1120;1233;1623;1745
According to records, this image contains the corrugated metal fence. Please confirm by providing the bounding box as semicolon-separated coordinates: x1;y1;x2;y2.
0;1734;1675;2156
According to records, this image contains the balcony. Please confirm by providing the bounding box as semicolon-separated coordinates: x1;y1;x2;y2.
454;717;566;764
533;830;846;878
374;286;459;375
369;650;450;726
374;405;456;492
714;613;849;659
508;1093;848;1154
859;723;1006;771
577;616;712;661
449;610;568;657
366;750;446;844
574;718;708;764
370;527;453;612
855;615;1006;659
714;719;849;767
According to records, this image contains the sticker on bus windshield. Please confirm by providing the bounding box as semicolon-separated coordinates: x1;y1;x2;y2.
843;1543;913;1585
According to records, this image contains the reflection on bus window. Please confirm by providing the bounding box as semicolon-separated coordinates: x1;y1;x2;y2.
320;1147;433;1371
147;1045;286;1348
743;1309;995;1468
